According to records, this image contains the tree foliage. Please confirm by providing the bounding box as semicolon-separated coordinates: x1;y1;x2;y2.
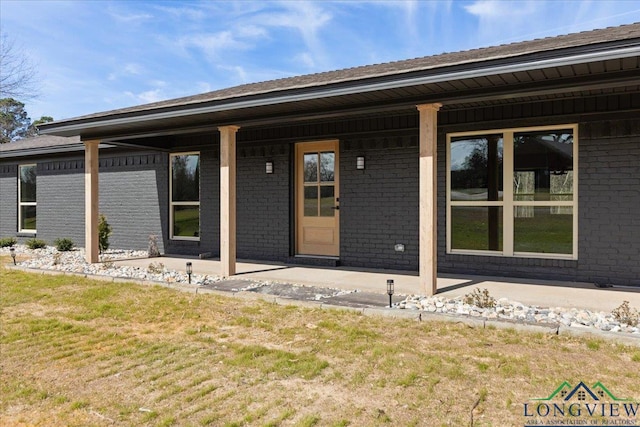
0;33;39;100
0;98;53;143
0;98;31;143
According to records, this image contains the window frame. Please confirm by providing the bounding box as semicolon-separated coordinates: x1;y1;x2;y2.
18;163;37;234
446;124;578;260
169;152;200;241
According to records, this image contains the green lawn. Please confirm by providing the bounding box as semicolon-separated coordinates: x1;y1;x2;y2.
1;260;638;426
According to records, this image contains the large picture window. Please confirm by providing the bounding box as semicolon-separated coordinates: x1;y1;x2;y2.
170;153;200;240
18;164;37;232
447;125;577;259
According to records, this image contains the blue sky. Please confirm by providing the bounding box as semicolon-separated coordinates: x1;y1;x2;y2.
1;0;640;121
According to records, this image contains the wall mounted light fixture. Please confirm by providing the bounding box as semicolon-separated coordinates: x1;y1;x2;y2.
266;161;274;174
356;156;365;170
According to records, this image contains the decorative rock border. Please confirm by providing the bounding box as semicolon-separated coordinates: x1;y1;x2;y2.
395;295;639;335
2;245;639;344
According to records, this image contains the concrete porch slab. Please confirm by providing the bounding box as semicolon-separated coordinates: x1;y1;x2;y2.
112;256;640;313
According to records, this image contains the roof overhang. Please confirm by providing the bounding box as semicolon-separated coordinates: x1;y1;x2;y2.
0;142;115;159
39;36;640;142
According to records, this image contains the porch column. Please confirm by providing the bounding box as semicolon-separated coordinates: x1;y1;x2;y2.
417;103;441;296
84;139;100;263
219;125;240;277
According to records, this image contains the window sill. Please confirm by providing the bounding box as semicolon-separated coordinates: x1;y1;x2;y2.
17;231;37;237
169;238;200;243
447;249;577;261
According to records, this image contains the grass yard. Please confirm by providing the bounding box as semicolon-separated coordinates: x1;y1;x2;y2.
1;259;639;426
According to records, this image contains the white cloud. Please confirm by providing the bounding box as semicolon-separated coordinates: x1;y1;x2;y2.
464;0;640;47
463;0;548;46
107;7;153;23
107;63;145;81
236;25;268;39
153;5;206;21
196;82;212;93
150;80;167;88
251;1;333;69
216;65;249;84
294;52;315;68
464;0;536;18
124;89;165;104
123;63;143;75
178;31;246;59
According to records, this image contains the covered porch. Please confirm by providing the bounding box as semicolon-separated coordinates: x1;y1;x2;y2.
38;24;640;289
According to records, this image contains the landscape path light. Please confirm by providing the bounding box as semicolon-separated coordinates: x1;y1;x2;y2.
387;279;394;308
10;247;16;265
186;262;193;284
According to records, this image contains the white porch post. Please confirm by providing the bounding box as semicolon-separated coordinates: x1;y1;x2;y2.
417;103;441;296
219;125;239;277
84;139;100;263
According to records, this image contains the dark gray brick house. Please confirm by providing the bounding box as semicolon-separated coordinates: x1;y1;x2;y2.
1;23;639;291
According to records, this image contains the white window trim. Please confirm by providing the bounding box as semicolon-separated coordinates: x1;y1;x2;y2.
169;152;200;241
18;164;37;234
446;124;578;260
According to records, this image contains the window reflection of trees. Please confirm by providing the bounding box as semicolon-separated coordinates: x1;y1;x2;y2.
172;155;199;202
450;136;503;201
20;165;36;202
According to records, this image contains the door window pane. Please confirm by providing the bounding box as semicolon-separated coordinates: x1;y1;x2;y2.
173;206;200;237
20;206;36;231
304;154;318;182
514;207;572;254
514;130;573;201
304;186;318;216
320;152;335;182
450;135;503;201
451;206;503;251
319;186;335;217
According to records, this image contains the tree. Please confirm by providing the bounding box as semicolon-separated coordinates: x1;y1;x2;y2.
0;33;39;100
0;99;53;143
27;115;54;137
0;98;31;143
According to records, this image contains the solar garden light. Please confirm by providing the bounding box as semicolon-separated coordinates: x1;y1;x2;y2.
10;247;16;265
186;262;193;284
387;279;394;308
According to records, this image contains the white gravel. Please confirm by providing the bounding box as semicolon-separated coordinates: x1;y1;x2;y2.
3;244;639;335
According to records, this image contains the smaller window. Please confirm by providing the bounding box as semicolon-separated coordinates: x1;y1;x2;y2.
18;164;37;233
170;153;200;240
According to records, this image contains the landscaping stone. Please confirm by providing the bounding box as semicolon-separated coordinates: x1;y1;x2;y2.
2;244;638;336
396;294;640;335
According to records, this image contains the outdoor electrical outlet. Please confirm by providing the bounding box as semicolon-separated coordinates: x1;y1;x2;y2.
394;244;405;252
